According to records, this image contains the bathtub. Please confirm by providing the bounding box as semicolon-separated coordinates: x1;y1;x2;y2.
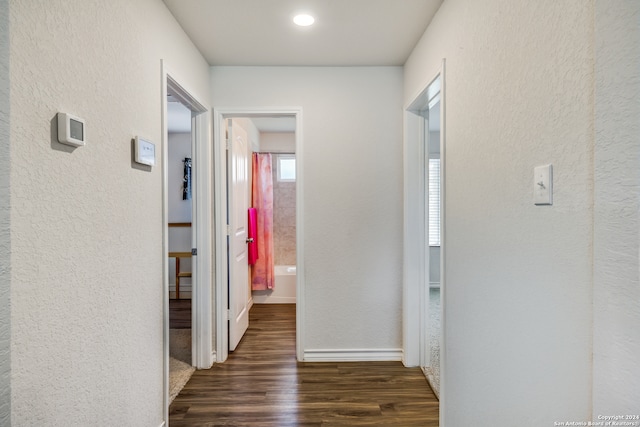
252;265;297;304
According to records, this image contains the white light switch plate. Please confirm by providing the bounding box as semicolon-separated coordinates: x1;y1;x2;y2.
534;164;553;205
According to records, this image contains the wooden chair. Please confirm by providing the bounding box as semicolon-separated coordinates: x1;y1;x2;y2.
168;222;192;299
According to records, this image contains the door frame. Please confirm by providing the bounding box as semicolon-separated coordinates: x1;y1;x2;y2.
213;107;304;362
403;60;446;409
161;61;214;420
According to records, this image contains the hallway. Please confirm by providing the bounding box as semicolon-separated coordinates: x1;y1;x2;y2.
169;304;439;426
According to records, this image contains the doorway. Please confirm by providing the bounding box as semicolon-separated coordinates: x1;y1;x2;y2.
404;61;446;407
422;81;442;395
213;108;304;363
161;63;214;421
166;88;195;405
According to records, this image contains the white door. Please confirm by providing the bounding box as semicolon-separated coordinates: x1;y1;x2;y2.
227;119;250;351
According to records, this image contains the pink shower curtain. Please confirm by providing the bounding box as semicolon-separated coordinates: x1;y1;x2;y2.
251;153;274;290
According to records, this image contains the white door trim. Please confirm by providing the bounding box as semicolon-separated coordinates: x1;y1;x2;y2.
403;59;446;420
191;110;215;370
402;105;427;368
161;61;214;423
213;107;304;363
439;61;447;423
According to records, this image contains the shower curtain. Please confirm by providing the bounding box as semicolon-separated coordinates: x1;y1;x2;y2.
251;153;275;290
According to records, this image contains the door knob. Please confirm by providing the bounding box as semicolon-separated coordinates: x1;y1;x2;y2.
246;238;254;243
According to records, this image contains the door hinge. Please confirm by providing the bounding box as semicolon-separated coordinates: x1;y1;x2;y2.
226;224;232;235
225;309;230;321
226;139;231;151
191;248;197;256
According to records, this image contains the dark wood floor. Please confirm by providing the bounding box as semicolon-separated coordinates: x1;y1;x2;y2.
170;298;192;329
169;304;439;426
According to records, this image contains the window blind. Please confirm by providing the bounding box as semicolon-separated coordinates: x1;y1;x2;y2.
428;158;441;246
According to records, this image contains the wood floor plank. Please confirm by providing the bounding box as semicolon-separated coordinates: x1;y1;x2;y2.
169;304;439;426
170;298;192;329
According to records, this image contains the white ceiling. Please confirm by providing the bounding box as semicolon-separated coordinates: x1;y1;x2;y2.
162;0;443;66
167;101;192;133
165;1;443;132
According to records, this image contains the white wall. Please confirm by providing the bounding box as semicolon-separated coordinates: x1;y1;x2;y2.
0;0;10;425
429;246;440;285
212;67;404;353
405;0;594;424
8;0;210;425
259;132;295;153
593;0;640;415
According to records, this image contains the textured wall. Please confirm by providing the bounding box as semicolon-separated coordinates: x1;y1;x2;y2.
9;0;210;425
0;0;10;425
593;0;640;415
212;67;404;352
405;0;594;424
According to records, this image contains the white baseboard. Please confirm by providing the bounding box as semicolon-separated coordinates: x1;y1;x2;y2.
252;295;296;304
169;282;192;300
169;284;192;295
303;348;404;362
169;292;192;299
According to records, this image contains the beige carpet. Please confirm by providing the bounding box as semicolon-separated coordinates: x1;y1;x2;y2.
169;356;195;403
169;329;194;403
425;288;440;399
170;329;192;364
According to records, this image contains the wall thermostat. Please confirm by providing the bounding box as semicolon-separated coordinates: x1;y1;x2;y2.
57;112;86;147
134;136;156;166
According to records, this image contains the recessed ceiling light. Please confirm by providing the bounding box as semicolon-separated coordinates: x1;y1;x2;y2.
293;14;315;27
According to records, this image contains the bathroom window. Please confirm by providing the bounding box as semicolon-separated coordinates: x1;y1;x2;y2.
277;155;296;182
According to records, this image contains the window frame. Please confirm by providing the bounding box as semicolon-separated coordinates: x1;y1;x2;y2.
277;154;296;182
